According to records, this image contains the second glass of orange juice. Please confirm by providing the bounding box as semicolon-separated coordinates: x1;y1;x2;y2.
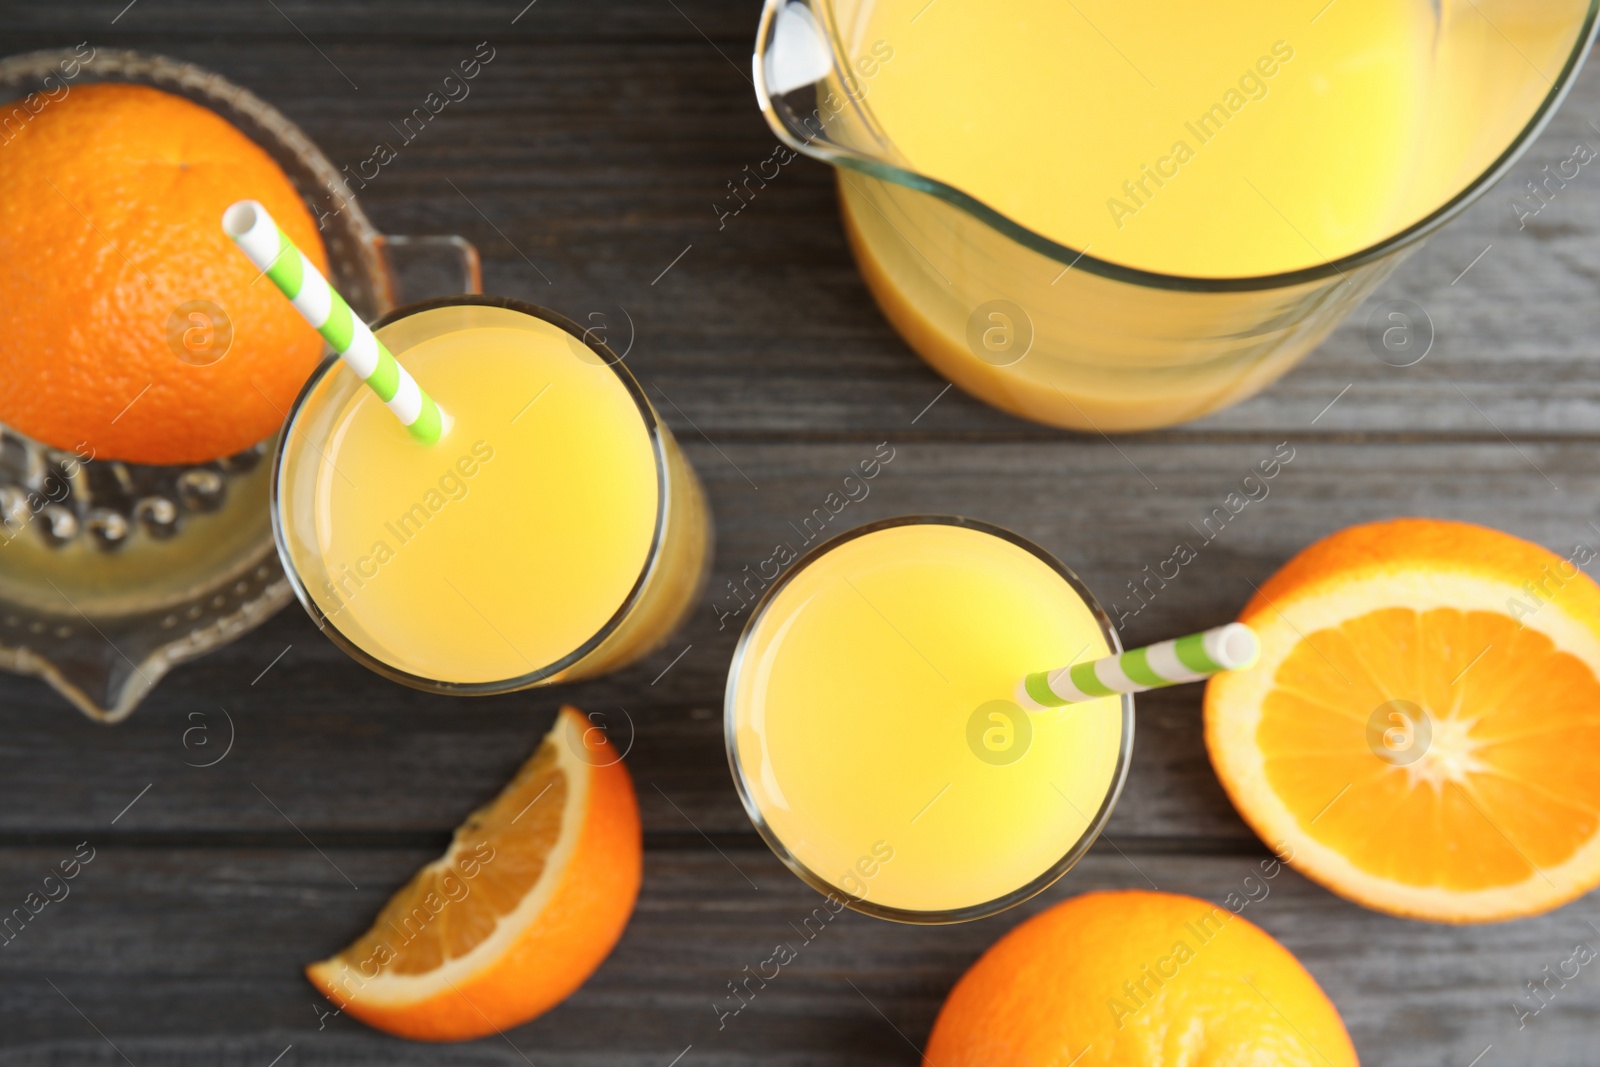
726;516;1133;922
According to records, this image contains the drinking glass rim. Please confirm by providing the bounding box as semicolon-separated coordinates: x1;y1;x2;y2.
269;294;675;696
722;514;1137;925
755;0;1600;293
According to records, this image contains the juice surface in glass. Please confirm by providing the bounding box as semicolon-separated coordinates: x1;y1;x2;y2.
275;300;707;690
850;0;1572;278
727;518;1130;919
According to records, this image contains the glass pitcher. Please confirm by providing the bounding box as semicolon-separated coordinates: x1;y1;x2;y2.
754;0;1600;432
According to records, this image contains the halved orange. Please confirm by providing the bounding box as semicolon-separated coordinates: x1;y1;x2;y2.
307;706;641;1040
1206;518;1600;923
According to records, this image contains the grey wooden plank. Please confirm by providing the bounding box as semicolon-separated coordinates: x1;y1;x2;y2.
0;0;760;42
0;437;1591;847
2;33;1595;439
0;846;1593;1065
0;616;1242;849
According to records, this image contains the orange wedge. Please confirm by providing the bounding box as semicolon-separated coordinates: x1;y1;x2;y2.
1206;518;1600;923
307;706;641;1040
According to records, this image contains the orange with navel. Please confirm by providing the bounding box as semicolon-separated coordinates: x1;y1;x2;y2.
1206;518;1600;923
0;83;328;465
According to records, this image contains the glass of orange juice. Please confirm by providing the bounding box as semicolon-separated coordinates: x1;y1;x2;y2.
725;516;1134;922
272;296;711;692
755;0;1598;431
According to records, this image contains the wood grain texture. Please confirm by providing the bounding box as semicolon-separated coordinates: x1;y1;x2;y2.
1;14;1597;439
0;439;1592;844
0;0;764;42
2;847;1598;1066
2;2;1599;1063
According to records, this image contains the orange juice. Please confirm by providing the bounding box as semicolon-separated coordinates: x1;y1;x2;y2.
727;519;1130;917
847;0;1575;277
274;300;708;688
797;0;1593;430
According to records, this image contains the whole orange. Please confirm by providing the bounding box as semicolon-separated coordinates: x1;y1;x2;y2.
0;83;328;465
924;890;1358;1066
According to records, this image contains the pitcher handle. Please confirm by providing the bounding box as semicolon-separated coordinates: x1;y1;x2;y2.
370;233;483;308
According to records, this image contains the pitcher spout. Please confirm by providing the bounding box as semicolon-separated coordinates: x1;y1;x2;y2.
753;0;906;176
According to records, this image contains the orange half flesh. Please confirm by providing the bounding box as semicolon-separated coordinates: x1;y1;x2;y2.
1206;519;1600;923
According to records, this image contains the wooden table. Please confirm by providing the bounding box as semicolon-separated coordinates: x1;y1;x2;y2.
4;3;1599;1063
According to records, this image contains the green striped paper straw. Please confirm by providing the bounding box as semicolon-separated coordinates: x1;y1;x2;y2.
1016;623;1260;710
222;200;443;444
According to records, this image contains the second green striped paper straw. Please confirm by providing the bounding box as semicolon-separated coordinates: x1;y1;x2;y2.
222;200;443;444
1016;623;1260;710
